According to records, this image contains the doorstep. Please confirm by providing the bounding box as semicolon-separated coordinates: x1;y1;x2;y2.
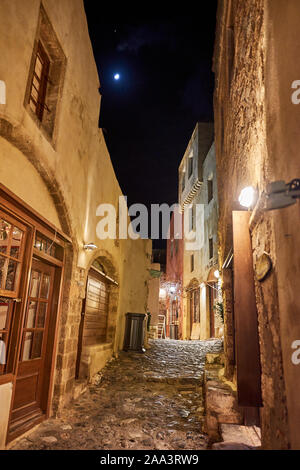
211;424;261;450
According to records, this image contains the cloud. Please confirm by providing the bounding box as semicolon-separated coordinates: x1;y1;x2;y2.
117;25;174;53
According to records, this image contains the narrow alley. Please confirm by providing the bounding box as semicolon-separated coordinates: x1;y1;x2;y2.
10;339;222;451
1;0;300;455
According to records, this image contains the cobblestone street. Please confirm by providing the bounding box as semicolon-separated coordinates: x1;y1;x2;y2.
11;339;223;451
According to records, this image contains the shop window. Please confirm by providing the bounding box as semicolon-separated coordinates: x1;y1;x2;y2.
34;232;63;261
0;218;25;296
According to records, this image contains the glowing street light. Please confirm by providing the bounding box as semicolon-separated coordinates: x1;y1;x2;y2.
214;270;220;279
238;186;256;208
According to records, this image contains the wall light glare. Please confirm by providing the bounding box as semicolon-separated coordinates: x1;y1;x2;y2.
159;288;166;298
83;242;98;251
214;270;220;279
238;186;256;208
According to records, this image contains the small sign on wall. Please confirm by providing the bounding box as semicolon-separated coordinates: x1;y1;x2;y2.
0;80;6;104
255;253;272;281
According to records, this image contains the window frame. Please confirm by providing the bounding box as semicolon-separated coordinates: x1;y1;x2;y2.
29;41;50;123
208;179;213;203
188;155;193;179
190;254;194;272
209;237;214;260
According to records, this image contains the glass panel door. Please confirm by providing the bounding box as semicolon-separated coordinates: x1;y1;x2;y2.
20;265;52;362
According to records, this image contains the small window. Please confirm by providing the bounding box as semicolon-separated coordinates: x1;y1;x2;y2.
181;173;186;192
25;5;66;141
209;238;214;260
190;254;194;272
29;42;50;122
188;155;193;178
208;179;213;203
189;205;196;232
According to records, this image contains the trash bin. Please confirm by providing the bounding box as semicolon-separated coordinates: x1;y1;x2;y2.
123;313;146;353
170;324;178;340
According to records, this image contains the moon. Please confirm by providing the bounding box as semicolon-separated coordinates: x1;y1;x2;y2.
114;73;120;81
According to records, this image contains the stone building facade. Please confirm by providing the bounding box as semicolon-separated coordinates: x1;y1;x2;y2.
178;123;222;341
214;0;300;450
0;0;151;448
165;210;183;340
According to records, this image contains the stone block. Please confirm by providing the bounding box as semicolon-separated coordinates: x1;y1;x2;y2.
212;441;256;450
220;424;261;448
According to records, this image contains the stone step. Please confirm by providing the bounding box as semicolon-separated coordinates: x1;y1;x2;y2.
220;424;261;448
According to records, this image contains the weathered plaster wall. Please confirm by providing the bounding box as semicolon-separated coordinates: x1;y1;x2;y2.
0;382;12;449
214;0;300;449
0;0;151;420
264;0;300;450
0;136;61;228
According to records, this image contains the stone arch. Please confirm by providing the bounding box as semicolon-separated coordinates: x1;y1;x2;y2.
0;117;73;238
86;249;120;348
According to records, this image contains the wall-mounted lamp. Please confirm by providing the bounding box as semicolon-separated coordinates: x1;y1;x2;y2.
0;80;6;105
214;270;220;279
265;179;300;211
83;242;98;251
238;186;257;209
159;288;167;298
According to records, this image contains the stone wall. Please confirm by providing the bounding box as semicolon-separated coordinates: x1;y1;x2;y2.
214;0;300;449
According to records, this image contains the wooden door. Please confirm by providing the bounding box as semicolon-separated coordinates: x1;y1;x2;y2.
83;271;109;346
76;269;109;379
9;258;55;434
232;211;262;407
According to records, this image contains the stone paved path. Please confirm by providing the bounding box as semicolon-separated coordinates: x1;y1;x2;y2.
11;339;223;451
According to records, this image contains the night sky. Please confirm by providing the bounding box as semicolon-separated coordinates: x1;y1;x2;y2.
83;3;217;245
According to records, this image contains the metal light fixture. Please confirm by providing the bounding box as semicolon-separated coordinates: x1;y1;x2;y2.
238;186;257;209
83;242;98;251
265;179;300;211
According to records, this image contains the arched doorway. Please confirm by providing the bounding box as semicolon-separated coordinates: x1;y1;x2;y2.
187;279;200;340
75;257;118;380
